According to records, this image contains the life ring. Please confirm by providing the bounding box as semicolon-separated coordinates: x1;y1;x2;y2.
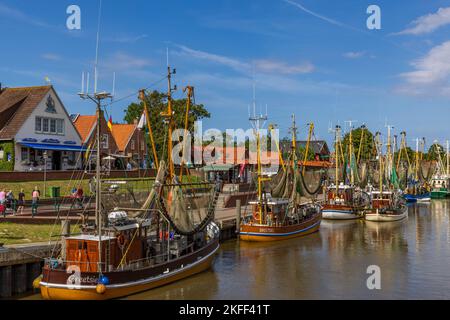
117;234;126;247
253;211;260;221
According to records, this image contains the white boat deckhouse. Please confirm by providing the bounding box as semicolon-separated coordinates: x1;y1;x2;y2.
0;85;85;171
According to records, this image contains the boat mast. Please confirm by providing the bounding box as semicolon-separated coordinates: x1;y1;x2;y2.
345;120;357;185
447;140;449;177
375;132;383;198
386;124;394;186
414;138;420;183
291;114;298;170
161;64;177;180
139;90;159;170
303;122;314;175
249;85;267;225
334;125;341;194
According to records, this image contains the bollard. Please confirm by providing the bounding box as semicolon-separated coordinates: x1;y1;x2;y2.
235;199;241;234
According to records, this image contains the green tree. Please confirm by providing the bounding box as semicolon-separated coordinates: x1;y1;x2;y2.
342;127;375;161
425;143;445;161
123;90;211;163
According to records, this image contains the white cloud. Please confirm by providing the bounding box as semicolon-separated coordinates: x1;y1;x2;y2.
102;52;153;70
41;53;62;61
397;41;450;96
254;59;314;74
174;44;314;75
175;45;247;72
395;7;450;35
343;51;366;59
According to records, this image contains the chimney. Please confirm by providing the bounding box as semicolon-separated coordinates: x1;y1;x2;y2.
133;118;138;125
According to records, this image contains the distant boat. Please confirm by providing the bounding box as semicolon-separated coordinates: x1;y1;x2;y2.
321;125;367;220
239;114;322;242
364;130;408;222
404;192;431;203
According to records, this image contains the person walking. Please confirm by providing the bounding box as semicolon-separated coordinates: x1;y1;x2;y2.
75;186;84;209
17;189;25;215
6;190;15;215
32;187;40;218
0;189;6;205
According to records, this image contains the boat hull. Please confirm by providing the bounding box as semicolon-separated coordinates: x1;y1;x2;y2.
39;239;219;300
321;205;362;220
364;207;408;222
404;193;431;203
431;189;449;199
239;213;321;242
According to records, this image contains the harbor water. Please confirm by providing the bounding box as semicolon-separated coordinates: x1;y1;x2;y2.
28;200;450;300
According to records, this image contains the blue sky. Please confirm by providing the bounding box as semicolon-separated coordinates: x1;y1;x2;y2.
1;0;450;148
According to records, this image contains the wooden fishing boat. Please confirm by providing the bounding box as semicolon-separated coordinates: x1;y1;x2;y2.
402;137;431;203
239;197;322;241
364;130;407;222
239;114;322;242
322;125;366;220
365;191;408;222
37;68;220;300
322;184;364;220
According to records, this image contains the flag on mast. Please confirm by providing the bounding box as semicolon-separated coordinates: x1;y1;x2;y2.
137;112;146;129
107;116;113;131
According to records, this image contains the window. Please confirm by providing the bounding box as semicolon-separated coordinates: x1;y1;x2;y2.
131;140;135;151
35;117;64;135
35;117;42;132
57;119;64;134
21;148;29;161
50;119;56;133
141;141;145;151
42;118;49;132
102;134;109;149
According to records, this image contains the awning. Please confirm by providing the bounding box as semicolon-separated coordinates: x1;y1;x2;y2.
20;142;87;152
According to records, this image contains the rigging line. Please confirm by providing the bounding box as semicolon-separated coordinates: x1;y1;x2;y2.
103;75;168;108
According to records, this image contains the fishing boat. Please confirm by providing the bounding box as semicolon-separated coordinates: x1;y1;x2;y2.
239;114;322;242
36;68;220;300
365;130;408;222
365;191;408;221
322;125;367;220
402;137;431;203
431;141;450;199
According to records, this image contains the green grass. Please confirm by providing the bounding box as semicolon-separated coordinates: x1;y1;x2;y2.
0;222;81;245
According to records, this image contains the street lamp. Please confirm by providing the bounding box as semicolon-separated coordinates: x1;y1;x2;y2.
43;151;48;198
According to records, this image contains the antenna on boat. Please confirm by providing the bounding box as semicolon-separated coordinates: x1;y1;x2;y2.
94;0;103;94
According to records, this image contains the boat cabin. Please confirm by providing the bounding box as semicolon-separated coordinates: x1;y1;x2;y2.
431;176;448;189
370;191;393;209
326;184;354;205
248;195;289;225
65;221;149;272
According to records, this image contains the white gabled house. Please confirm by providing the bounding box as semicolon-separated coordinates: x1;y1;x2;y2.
0;85;85;171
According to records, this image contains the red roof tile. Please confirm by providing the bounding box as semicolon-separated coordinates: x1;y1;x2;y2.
0;86;51;139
